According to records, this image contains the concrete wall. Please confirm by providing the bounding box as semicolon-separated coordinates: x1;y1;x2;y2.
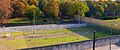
0;23;87;32
21;35;120;50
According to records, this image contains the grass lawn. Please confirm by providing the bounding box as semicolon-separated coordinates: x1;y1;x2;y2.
0;34;89;49
103;18;120;34
7;18;55;24
0;26;111;50
104;18;120;22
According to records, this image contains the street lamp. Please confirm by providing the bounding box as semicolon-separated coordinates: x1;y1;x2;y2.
110;21;119;50
33;11;35;34
93;30;96;50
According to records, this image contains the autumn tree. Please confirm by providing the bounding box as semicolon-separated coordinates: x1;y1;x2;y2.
26;0;39;6
44;0;60;19
0;0;14;24
11;1;26;17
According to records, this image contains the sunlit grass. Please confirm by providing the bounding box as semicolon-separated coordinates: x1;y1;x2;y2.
104;18;120;22
0;35;89;49
0;39;27;49
27;35;89;48
0;26;111;49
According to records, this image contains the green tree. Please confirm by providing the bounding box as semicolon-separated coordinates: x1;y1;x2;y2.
25;5;43;22
86;1;105;18
95;5;104;17
26;0;39;6
108;2;119;16
38;0;48;17
73;1;89;16
60;1;74;17
39;0;47;11
60;1;89;17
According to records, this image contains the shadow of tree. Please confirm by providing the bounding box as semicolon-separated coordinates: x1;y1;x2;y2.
66;26;111;39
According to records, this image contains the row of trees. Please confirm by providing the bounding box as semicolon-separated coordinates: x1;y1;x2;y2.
86;1;120;19
1;0;120;23
0;0;89;23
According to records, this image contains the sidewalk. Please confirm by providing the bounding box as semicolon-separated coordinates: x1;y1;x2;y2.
87;44;120;50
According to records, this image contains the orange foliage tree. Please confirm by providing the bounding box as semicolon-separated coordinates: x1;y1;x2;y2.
0;0;14;24
11;1;26;17
44;0;60;19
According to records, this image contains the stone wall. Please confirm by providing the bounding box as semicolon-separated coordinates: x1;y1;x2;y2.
21;35;120;50
0;23;87;32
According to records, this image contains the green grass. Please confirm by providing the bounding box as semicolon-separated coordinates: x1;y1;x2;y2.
0;35;89;49
27;35;89;48
0;26;111;49
67;26;111;38
0;39;27;49
87;32;110;38
1;32;24;37
104;18;120;22
103;18;120;33
10;18;30;24
27;28;72;34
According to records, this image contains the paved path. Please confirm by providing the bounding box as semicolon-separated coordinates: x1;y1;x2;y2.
87;44;120;50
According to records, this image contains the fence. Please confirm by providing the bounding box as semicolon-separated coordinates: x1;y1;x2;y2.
84;17;120;29
21;35;120;50
74;16;120;33
0;23;87;32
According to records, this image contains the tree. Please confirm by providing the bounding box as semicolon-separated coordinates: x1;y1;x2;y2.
25;5;43;22
95;5;104;17
44;0;60;19
39;0;47;11
26;0;39;6
86;1;105;18
11;1;26;17
60;1;89;18
108;2;119;16
60;1;75;17
0;0;14;24
73;1;89;16
38;0;48;17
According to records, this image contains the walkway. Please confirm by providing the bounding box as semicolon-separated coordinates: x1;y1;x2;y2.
87;44;120;50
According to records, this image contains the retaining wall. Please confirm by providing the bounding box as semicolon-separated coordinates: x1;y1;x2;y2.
21;35;120;50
